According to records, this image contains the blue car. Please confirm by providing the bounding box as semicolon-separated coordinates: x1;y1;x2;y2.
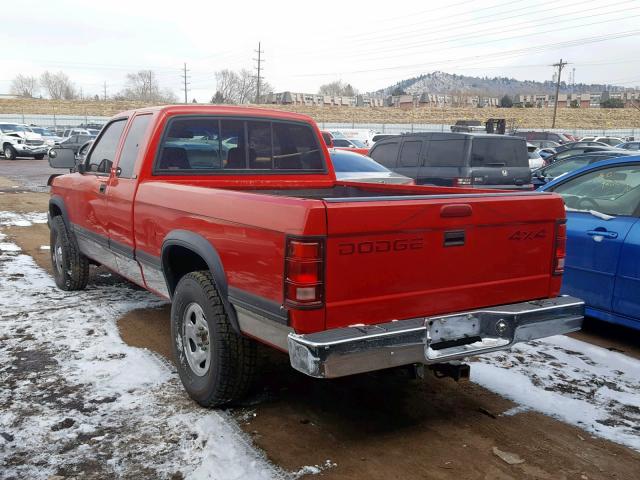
540;156;640;330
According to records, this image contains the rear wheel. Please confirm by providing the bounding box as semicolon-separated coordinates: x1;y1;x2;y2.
3;145;17;160
50;216;90;290
171;271;256;407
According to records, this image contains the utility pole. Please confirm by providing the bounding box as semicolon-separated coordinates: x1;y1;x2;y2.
254;42;264;104
103;81;107;101
182;63;190;104
551;58;568;128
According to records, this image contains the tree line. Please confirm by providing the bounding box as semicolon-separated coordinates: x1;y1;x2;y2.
10;70;177;103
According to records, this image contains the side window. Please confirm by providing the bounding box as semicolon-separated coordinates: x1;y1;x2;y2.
426;139;466;167
247;121;272;169
370;142;399;168
86;119;127;174
221;120;246;169
157;117;221;171
117;114;151;178
550;164;640;216
333;139;350;147
272;123;322;170
399;141;422;167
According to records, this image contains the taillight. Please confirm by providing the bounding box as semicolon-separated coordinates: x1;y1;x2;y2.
284;237;324;308
453;177;472;186
553;220;567;275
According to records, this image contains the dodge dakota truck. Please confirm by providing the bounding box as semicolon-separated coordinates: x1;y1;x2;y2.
47;105;584;407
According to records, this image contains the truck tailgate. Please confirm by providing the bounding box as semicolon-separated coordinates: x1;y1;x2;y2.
323;192;565;329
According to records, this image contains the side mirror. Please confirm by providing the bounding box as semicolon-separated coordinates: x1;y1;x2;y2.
48;147;77;169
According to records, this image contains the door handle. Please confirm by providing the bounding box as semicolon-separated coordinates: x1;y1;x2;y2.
587;229;618;239
99;183;107;194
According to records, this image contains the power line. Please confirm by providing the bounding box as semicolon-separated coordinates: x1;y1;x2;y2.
551;59;568;128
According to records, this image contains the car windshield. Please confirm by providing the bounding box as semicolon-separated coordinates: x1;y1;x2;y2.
330;150;389;172
349;139;366;148
542;157;593;178
0;124;25;133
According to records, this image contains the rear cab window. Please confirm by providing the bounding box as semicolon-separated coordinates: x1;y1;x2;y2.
154;116;325;173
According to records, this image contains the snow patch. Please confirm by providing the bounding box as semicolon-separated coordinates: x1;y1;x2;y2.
471;335;640;451
0;211;48;226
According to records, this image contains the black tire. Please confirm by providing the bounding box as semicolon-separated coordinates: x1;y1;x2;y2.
3;145;17;160
171;271;256;407
50;216;90;290
34;154;45;160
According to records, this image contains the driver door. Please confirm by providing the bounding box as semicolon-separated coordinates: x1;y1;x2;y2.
550;163;640;313
68;118;127;270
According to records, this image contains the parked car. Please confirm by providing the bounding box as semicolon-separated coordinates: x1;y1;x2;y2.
532;151;636;188
527;144;545;171
579;136;625;147
527;139;560;150
0;123;47;159
334;128;377;147
615;141;640;151
329;148;413;184
514;131;572;144
555;141;611;153
369;132;531;189
76;140;94;162
62;128;92;139
58;134;96;154
540;155;640;330
371;134;398;143
538;148;557;160
28;126;64;147
320;130;334;148
332;138;370;156
544;146;618;164
46;105;582;407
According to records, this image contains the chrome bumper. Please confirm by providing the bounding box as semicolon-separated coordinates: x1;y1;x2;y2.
287;296;584;378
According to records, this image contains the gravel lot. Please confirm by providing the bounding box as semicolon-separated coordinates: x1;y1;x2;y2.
1;159;639;479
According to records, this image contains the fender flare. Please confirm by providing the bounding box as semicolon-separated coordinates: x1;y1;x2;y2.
49;196;70;227
161;230;239;333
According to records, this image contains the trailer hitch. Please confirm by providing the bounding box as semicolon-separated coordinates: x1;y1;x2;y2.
428;361;470;382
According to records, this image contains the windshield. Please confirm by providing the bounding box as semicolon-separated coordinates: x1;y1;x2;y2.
0;124;25;133
330;150;389;172
543;157;592;178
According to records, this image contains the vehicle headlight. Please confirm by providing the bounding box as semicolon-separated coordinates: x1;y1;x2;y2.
16;139;23;144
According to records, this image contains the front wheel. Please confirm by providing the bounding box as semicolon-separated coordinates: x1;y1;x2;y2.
3;145;17;160
50;216;90;290
171;271;256;407
34;154;45;160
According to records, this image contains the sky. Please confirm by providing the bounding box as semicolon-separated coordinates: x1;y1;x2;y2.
2;0;640;102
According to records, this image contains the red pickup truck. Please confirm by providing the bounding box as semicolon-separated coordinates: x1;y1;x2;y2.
47;105;583;407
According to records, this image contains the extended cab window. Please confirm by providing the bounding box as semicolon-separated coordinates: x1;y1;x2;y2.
117;114;151;178
155;117;324;173
85;119;127;174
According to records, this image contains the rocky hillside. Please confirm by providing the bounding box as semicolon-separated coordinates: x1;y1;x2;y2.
378;71;615;97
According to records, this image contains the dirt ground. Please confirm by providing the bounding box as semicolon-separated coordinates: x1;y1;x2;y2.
2;183;639;480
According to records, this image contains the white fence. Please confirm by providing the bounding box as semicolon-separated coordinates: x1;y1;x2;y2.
1;114;637;139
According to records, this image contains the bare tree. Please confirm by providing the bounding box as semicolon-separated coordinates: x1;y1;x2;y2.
10;75;39;97
40;71;78;100
118;70;177;102
214;69;240;104
213;69;274;104
318;80;358;97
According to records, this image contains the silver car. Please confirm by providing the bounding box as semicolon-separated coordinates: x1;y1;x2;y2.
329;149;413;184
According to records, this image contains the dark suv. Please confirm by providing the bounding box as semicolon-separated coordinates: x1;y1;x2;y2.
513;131;571;144
368;132;531;189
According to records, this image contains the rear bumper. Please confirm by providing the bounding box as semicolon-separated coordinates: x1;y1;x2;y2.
287;296;584;378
